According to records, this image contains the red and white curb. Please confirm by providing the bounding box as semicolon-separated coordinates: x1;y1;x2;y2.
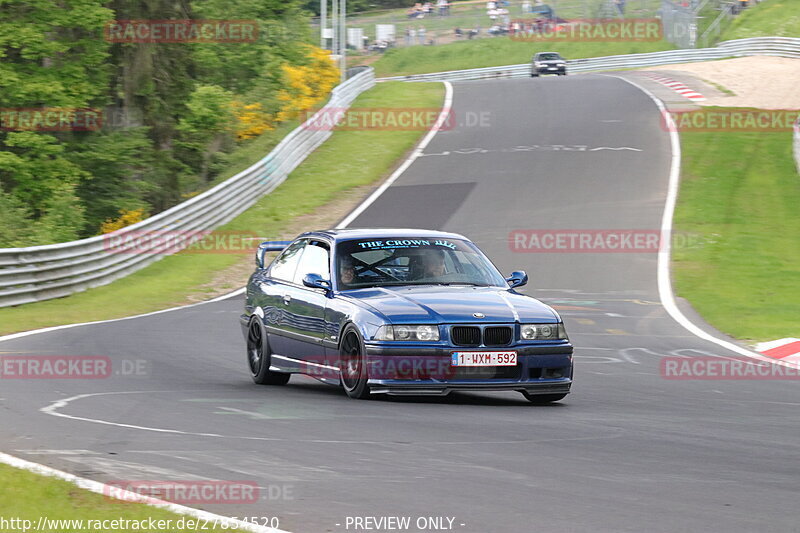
643;74;707;102
755;338;800;364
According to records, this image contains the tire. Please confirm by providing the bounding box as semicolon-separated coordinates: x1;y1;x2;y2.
522;392;567;404
339;325;370;399
246;316;290;385
531;72;539;77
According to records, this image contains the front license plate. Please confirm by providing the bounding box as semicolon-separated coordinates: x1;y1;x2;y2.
451;351;517;367
548;67;557;70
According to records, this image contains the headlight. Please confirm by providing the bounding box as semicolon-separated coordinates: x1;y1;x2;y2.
374;325;440;341
520;323;568;340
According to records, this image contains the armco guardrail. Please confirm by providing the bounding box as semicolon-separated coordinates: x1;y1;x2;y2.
0;68;375;308
794;118;800;175
378;37;800;82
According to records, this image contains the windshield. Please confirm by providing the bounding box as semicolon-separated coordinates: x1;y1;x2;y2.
335;237;508;290
538;53;562;61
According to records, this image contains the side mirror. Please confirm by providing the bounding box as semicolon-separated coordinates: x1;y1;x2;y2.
505;270;528;289
302;273;331;291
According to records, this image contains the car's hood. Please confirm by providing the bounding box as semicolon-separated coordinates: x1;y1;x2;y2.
344;285;558;324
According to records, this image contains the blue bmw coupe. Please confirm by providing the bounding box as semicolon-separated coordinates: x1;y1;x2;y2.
240;229;573;403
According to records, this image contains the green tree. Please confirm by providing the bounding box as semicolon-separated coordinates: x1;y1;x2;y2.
34;183;87;243
0;0;112;110
0;132;87;217
176;85;236;181
0;191;36;247
67;129;154;234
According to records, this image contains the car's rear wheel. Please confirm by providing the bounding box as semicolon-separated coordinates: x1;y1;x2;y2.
339;326;370;399
247;316;290;385
522;392;567;404
531;72;538;77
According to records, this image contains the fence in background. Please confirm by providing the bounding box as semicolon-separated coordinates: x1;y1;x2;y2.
661;0;771;49
660;0;697;48
314;0;662;52
0;68;375;308
378;37;800;81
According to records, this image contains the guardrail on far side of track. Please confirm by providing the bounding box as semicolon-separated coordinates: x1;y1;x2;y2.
377;37;800;82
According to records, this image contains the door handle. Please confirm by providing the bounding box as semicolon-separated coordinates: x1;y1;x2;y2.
282;294;292;305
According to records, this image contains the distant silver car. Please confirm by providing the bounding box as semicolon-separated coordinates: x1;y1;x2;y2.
531;52;567;77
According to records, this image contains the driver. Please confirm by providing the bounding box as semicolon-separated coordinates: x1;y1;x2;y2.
421;249;446;278
339;257;357;286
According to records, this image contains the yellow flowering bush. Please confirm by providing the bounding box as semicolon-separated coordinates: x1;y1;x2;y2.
232;101;275;141
100;208;148;234
276;46;340;122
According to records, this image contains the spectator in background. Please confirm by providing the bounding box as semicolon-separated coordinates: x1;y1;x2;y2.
521;0;531;13
405;27;411;45
408;26;416;43
418;26;426;44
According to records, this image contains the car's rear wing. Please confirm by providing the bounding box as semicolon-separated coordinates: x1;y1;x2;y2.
259;241;292;252
255;240;292;268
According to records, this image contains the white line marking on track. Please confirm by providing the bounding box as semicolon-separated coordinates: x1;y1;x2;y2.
14;449;98;455
0;452;287;533
0;288;244;344
610;74;796;369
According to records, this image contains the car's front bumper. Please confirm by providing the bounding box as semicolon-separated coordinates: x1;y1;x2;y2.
364;344;573;396
533;65;566;74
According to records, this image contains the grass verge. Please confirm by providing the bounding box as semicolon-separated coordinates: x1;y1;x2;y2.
371;38;675;77
0;463;232;532
0;81;444;336
673;116;800;343
721;0;800;40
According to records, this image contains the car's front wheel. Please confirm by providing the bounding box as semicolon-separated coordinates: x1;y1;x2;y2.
247;316;290;385
522;392;567;404
339;325;370;399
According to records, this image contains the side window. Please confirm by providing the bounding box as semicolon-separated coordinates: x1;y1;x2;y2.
270;240;306;282
293;243;330;285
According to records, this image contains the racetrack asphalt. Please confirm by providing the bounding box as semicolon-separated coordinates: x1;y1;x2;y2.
1;74;798;533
